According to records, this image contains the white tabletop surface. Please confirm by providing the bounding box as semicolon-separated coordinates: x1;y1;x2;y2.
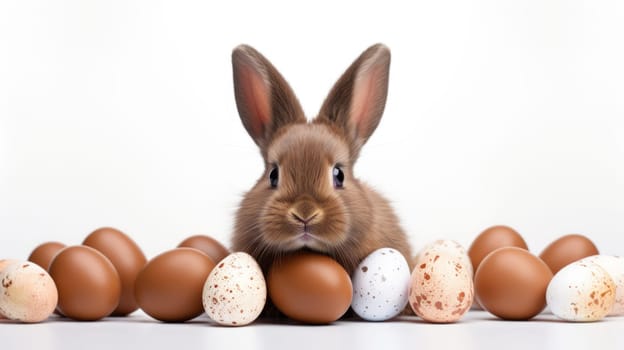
1;310;623;350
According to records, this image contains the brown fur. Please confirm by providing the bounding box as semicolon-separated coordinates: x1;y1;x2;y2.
230;44;413;277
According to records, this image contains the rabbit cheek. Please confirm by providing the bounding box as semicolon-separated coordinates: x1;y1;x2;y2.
308;196;349;246
258;200;298;245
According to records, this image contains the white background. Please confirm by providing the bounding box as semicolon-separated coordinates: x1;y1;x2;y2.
1;0;623;261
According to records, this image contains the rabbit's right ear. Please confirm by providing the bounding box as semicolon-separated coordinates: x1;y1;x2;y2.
232;45;306;150
316;44;391;159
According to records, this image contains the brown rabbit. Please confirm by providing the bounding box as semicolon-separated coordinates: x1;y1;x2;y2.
230;44;413;278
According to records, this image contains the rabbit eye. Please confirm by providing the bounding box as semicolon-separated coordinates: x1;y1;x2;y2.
269;166;279;188
333;166;344;188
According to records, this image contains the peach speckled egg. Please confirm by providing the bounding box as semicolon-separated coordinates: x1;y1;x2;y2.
546;260;615;322
0;259;20;273
423;240;474;277
0;261;58;323
409;240;473;323
203;252;266;326
0;259;20;318
577;255;624;316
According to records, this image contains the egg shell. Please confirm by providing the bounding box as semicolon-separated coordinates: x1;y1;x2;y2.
474;247;553;320
203;252;266;326
577;255;624;316
351;248;411;321
468;225;528;272
423;240;474;277
409;240;473;323
0;259;20;273
539;234;599;274
0;261;58;323
546;260;615;322
49;246;122;321
178;235;230;264
0;259;20;317
134;248;215;322
268;252;353;324
28;242;66;271
83;227;147;316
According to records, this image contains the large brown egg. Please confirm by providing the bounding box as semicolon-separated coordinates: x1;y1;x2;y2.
28;241;67;271
177;235;229;263
539;234;599;274
82;227;147;316
474;247;553;320
468;225;528;272
134;248;215;322
49;246;122;321
267;252;352;324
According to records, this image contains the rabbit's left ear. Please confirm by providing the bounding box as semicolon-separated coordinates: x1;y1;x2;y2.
316;44;391;156
232;45;306;151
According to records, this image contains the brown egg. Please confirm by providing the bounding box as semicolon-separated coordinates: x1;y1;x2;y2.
28;241;66;271
49;246;122;321
539;234;599;274
82;227;147;316
177;235;229;263
267;252;352;324
468;225;528;272
474;247;553;320
134;248;215;322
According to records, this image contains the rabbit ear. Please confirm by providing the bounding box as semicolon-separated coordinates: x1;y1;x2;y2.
232;45;306;150
316;44;391;156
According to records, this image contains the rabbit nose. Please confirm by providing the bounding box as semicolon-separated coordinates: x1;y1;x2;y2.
289;201;322;224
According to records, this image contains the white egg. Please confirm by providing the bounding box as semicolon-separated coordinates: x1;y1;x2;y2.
351;248;411;321
203;252;266;326
577;255;624;316
409;240;473;323
546;260;615;322
0;261;58;323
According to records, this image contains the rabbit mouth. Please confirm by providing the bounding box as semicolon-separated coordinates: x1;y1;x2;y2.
288;231;325;250
298;232;315;243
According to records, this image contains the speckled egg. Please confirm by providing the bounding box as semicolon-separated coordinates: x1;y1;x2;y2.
0;259;20;272
203;252;266;326
409;240;473;323
0;261;58;323
546;260;615;322
351;248;411;321
0;259;20;318
577;255;624;316
423;240;474;277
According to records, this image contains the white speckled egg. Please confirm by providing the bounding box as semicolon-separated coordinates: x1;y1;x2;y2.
203;252;266;326
409;240;473;323
0;261;58;323
547;260;615;322
351;248;410;321
577;255;624;316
